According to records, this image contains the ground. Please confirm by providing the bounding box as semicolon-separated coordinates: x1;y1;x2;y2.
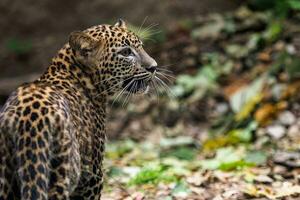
102;5;300;200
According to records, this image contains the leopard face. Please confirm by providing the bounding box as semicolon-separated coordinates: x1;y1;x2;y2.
69;19;157;96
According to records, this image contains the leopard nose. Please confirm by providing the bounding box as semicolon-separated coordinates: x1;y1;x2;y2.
146;65;157;73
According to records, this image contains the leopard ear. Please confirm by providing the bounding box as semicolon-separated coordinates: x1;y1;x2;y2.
114;19;127;29
69;31;97;56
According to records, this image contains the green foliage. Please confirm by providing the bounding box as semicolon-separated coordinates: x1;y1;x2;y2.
249;0;275;10
263;21;283;43
289;0;300;9
160;146;197;161
172;53;233;99
106;139;135;159
244;151;268;165
159;136;195;148
159;136;198;161
107;166;124;177
129;165;176;185
104;4;299;198
200;147;267;171
6;38;32;54
230;76;265;116
129;166;163;185
249;0;300;18
271;52;300;79
171;182;191;197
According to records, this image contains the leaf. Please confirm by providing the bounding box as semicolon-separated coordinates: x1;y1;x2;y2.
286;56;300;79
107;166;124;177
263;21;283;43
230;75;266;115
129;166;162;185
281;81;300;99
219;160;254;171
204;121;256;152
106;139;136;159
123;166;141;178
129;164;177;185
171;85;186;97
201;147;244;170
245;151;267;165
228;128;252;143
288;0;300;10
160;136;195;148
160;147;197;161
203;135;236;151
161;158;191;176
247;33;264;51
243;182;300;199
254;103;277;125
191;15;225;39
200;159;221;170
225;44;250;59
201;146;262;171
274;184;300;198
235;93;263;121
172;182;191;197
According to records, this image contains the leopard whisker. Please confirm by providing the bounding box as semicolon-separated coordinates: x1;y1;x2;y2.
150;80;160;102
156;68;174;74
138;16;148;36
158;63;176;68
156;71;176;81
144;30;162;37
122;81;136;107
120;81;133;108
153;78;168;97
155;76;176;99
97;76;133;96
111;78;135;107
143;23;159;33
133;73;150;79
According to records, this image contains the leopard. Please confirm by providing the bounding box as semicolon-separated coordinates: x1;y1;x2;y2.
0;19;158;200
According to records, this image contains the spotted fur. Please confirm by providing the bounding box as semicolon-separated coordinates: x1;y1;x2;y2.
0;19;157;200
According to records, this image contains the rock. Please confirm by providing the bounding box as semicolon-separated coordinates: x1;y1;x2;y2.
297;119;300;127
287;125;300;140
215;103;228;115
273;166;287;175
278;111;296;126
222;188;242;199
266;125;286;139
254;175;273;183
286;44;296;55
256;128;267;136
271;84;286;100
273;151;300;168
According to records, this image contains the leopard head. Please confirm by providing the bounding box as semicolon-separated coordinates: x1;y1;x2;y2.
69;19;157;96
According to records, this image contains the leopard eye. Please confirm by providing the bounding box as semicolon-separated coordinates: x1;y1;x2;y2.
119;47;133;57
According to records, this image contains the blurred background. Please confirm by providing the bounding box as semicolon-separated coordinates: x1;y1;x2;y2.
0;0;240;103
1;0;300;199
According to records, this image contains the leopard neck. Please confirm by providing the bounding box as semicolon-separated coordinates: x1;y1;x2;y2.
39;44;107;106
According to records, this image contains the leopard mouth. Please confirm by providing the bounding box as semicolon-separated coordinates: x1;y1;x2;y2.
122;77;149;94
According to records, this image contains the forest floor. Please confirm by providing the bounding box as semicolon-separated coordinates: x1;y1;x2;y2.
102;6;300;200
